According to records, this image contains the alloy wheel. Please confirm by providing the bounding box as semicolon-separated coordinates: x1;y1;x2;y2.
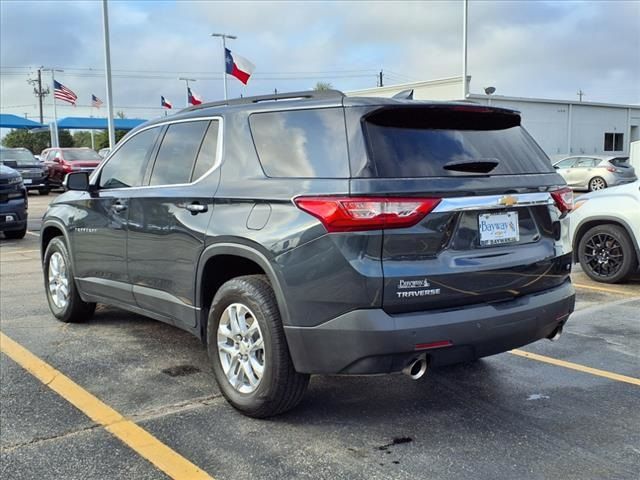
217;303;265;394
589;177;606;190
48;252;70;309
583;233;624;278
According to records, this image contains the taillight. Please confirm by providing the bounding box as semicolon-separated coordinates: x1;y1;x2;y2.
550;187;574;213
61;162;72;173
294;196;441;232
605;166;618;173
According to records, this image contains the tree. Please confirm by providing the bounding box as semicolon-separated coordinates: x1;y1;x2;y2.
116;111;126;119
2;129;51;154
95;130;127;150
313;82;333;91
72;131;94;148
58;129;73;147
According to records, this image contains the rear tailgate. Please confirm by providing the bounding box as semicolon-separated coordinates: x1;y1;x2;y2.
346;104;573;314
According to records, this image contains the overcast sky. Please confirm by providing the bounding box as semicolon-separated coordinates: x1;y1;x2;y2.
1;0;638;124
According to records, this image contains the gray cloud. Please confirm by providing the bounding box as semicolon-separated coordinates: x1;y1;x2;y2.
1;0;638;127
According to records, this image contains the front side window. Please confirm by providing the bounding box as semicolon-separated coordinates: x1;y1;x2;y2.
575;158;597;168
554;158;576;168
250;108;349;178
99;127;161;189
149;121;208;186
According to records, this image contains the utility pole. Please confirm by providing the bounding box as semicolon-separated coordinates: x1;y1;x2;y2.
379;70;383;87
577;89;585;102
211;32;237;100
28;68;49;124
179;77;196;107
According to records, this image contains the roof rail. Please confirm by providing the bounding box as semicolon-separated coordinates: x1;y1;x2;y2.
180;89;345;113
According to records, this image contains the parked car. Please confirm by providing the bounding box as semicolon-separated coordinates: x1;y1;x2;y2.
41;91;576;417
0;147;50;195
553;155;637;191
0;163;28;239
570;180;639;283
98;147;111;158
41;147;103;188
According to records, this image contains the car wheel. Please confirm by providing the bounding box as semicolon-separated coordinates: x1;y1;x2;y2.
39;189;50;195
588;176;607;191
3;227;27;239
578;224;637;283
44;237;96;322
207;275;309;418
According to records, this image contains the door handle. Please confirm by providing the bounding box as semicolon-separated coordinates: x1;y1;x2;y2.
186;202;208;214
112;202;127;213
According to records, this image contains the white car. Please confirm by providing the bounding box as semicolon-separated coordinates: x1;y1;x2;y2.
570;180;640;283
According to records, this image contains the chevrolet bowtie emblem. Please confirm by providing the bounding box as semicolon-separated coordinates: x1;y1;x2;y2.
498;195;518;207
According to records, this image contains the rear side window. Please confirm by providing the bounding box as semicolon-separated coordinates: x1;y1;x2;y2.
191;120;220;181
150;121;208;186
99;127;161;189
362;107;554;178
250;108;349;178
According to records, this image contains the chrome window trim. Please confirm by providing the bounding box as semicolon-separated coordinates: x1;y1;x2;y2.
432;192;554;213
90;116;224;191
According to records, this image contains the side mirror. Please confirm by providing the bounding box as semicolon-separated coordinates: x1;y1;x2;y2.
553;165;560;169
64;172;90;191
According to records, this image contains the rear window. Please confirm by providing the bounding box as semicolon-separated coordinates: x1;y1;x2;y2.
63;149;102;161
610;157;630;167
362;107;554;177
250;108;349;178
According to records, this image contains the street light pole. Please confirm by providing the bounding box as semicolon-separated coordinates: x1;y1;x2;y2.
102;0;116;149
462;0;469;99
211;32;237;100
179;77;196;107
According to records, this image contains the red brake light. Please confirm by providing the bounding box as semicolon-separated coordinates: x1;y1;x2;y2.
605;166;617;173
294;196;441;232
551;187;574;213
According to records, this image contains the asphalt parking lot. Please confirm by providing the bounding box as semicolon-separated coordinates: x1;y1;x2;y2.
1;193;639;480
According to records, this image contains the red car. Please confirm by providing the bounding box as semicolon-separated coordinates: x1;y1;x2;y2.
41;148;103;187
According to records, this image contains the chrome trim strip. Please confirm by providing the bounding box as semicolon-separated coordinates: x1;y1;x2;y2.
432;192;553;212
90;116;224;191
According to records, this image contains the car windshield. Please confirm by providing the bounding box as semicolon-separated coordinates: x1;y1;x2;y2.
63;149;102;161
0;149;37;165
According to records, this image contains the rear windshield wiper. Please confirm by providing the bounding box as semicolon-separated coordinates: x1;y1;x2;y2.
443;159;499;174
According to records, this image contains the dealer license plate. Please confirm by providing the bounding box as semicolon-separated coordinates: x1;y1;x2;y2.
23;179;32;184
478;211;519;246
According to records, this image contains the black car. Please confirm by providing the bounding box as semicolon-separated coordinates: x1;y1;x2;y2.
0;147;50;195
41;90;576;417
0;164;28;239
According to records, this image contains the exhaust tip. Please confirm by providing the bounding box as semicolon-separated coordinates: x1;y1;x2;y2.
403;355;428;380
547;326;563;342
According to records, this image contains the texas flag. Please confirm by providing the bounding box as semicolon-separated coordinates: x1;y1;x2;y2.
225;48;255;85
188;87;202;106
161;96;172;109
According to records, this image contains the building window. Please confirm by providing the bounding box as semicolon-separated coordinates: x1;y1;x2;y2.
604;132;624;152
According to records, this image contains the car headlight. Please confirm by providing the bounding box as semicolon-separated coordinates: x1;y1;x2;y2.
7;176;22;185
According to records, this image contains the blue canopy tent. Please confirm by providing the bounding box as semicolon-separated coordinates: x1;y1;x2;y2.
0;113;45;129
56;117;147;130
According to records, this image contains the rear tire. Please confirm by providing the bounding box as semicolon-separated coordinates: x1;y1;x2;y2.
207;275;309;418
578;224;637;283
4;227;27;239
588;176;607;191
44;237;96;322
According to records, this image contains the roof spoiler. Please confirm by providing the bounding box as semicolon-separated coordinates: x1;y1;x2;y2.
180;89;345;113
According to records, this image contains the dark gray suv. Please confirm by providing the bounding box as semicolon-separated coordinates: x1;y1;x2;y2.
41;90;576;417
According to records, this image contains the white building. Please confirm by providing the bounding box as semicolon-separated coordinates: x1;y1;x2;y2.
348;77;640;161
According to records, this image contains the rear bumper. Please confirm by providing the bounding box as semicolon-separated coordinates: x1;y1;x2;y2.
284;281;575;374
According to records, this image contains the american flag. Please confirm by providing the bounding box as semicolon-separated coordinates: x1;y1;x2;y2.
91;94;103;108
53;80;77;105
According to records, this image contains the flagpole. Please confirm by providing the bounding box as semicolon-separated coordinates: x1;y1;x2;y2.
179;77;196;107
49;69;59;148
102;0;116;149
211;32;237;101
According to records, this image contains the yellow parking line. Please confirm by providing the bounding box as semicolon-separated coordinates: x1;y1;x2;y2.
573;282;637;296
510;349;640;387
0;331;214;480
